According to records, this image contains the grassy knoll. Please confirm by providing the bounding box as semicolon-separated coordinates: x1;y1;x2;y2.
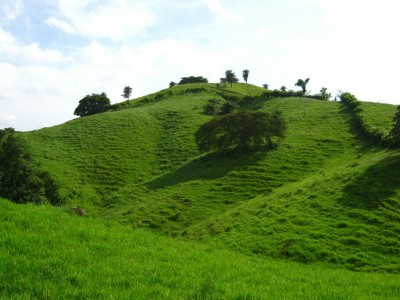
1;198;399;299
20;83;400;273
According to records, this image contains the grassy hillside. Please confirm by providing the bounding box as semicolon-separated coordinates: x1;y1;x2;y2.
1;198;399;299
21;83;400;273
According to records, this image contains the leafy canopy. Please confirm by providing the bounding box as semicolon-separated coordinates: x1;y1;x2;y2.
225;70;239;87
0;128;62;205
242;69;250;84
195;111;287;153
295;78;310;95
179;76;208;85
74;92;111;117
121;86;132;100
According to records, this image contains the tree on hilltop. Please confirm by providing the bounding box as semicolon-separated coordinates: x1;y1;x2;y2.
225;70;239;87
121;86;132;100
242;69;250;84
74;92;111;117
179;76;208;85
295;78;310;96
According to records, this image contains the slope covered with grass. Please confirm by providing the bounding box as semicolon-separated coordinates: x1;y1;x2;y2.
22;83;400;272
1;198;399;299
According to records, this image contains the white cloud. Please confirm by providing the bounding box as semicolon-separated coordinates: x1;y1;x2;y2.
256;25;270;39
46;17;75;34
55;0;156;41
202;0;242;23
0;0;22;22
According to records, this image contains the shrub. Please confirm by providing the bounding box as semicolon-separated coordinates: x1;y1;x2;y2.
0;128;63;205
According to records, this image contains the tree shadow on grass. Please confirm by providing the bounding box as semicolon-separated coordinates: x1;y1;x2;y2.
145;148;270;190
341;154;400;209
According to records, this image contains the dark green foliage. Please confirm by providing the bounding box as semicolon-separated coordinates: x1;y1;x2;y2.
263;84;269;89
121;86;132;100
195;111;286;153
0;128;62;204
219;101;236;115
179;76;208;85
225;70;239;87
242;69;249;84
203;98;222;116
203;99;236;116
295;78;310;95
169;81;176;88
340;92;386;144
74;92;111;117
388;105;400;146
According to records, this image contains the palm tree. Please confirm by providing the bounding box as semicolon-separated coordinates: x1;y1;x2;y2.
242;69;250;84
225;70;238;87
295;78;310;95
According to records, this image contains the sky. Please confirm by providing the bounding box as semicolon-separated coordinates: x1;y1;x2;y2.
1;0;400;131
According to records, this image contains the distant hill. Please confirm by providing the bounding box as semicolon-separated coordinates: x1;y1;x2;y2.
21;83;400;273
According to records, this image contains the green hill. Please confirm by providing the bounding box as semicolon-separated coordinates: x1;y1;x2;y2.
16;83;400;274
1;198;399;299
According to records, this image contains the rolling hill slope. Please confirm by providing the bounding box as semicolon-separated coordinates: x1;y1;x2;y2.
21;83;400;272
2;198;399;299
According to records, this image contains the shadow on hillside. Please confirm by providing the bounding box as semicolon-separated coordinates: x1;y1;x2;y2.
341;154;400;209
146;149;269;190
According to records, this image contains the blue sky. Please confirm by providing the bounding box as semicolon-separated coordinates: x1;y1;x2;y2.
1;0;400;131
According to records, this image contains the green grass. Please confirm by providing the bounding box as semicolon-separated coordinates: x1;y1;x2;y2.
18;83;400;274
359;101;397;137
1;198;399;299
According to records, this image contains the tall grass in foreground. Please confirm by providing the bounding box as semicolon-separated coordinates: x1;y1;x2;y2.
1;199;399;299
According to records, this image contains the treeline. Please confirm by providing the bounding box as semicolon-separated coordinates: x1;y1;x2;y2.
0;128;63;205
339;92;400;147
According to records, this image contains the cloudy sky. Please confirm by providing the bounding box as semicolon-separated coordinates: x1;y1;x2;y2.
1;0;400;131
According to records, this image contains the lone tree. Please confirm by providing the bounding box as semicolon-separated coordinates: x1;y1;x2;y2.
195;111;286;153
179;76;208;85
242;69;250;84
121;86;132;100
225;70;239;87
263;83;269;89
169;81;176;88
295;78;310;96
74;92;111;117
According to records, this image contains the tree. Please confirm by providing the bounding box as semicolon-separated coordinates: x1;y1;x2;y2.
280;86;287;92
169;81;176;88
318;87;331;101
74;92;111;117
0;128;62;205
195;111;286;153
242;69;250;84
295;78;310;95
389;105;400;146
121;86;132;100
263;84;269;89
179;76;208;85
225;70;239;87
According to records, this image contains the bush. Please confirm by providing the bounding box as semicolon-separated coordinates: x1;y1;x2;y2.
195;111;287;153
0;128;63;205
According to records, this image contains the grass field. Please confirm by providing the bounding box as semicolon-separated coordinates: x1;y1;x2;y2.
21;84;400;273
1;198;399;299
3;82;399;297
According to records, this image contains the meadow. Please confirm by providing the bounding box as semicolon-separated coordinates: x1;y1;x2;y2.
1;198;399;299
2;82;399;297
